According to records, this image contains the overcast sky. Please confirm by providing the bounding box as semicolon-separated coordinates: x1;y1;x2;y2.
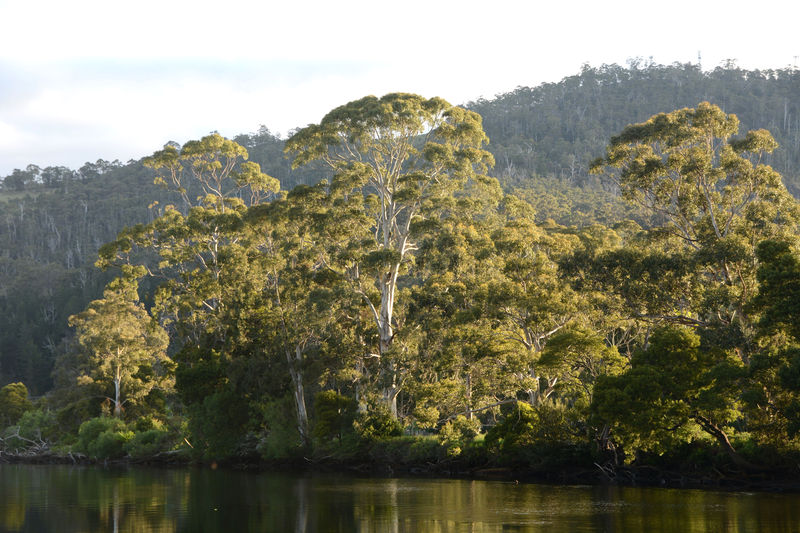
0;0;797;176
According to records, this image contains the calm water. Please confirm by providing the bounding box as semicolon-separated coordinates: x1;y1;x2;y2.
1;464;800;532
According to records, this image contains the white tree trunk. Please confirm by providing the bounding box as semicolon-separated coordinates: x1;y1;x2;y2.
287;345;310;445
113;353;123;418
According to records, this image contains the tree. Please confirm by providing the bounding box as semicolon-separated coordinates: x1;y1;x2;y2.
144;133;279;211
752;239;800;340
244;183;357;445
0;382;33;428
94;135;279;449
592;325;749;467
285;93;494;417
2;165;39;191
68;273;172;418
99;134;279;347
591;102;799;345
487;199;583;405
744;239;800;439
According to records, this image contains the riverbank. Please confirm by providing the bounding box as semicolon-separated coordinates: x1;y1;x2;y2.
3;445;800;494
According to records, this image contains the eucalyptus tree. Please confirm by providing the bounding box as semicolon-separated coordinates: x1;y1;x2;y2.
285;93;494;417
486;197;586;405
244;183;361;445
99;134;279;347
591;102;798;339
95;135;279;448
144;133;279;211
406;186;516;425
592;325;750;467
68;273;171;418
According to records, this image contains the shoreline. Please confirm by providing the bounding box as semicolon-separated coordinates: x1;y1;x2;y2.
3;450;800;494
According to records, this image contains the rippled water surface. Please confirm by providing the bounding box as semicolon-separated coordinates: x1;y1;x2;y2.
1;464;799;532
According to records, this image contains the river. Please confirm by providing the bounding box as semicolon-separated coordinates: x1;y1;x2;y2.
1;464;799;532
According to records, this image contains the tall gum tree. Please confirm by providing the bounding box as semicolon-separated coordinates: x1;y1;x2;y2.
591;102;799;343
285;93;494;417
99;134;279;346
244;183;356;445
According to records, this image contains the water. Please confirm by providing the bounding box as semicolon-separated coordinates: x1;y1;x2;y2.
1;464;799;532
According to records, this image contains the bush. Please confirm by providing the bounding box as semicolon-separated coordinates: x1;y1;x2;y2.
92;429;134;459
439;416;481;457
313;390;357;444
125;429;173;458
369;436;441;464
485;402;576;463
77;417;132;458
353;403;402;441
17;409;57;442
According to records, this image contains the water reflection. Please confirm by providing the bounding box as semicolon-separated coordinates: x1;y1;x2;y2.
1;464;799;532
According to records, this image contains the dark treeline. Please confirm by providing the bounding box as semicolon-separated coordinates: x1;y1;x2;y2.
2;67;800;478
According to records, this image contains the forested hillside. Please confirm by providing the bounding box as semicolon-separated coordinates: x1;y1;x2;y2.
470;61;800;194
2;66;800;478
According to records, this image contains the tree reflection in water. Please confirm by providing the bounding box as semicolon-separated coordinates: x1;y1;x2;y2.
1;465;800;532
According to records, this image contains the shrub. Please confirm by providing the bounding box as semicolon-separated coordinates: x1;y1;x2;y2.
313;390;357;444
484;402;590;466
125;429;173;458
77;416;132;458
17;409;58;442
92;429;134;459
439;416;481;457
369;436;441;464
353;403;402;441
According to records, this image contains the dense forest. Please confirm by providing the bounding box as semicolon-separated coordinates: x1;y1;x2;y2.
2;64;800;478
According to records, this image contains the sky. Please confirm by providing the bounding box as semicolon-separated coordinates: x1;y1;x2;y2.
0;0;797;176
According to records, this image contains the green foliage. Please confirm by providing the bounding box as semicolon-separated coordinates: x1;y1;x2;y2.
186;389;252;460
313;390;357;444
753;239;800;339
16;409;58;442
438;415;481;457
257;396;304;461
76;416;133;459
367;436;442;465
1;408;58;452
0;382;33;428
592;326;746;459
484;402;585;466
286;92;494;418
353;402;403;441
411;406;440;430
591;102;799;334
124;429;174;458
68;276;172;418
4;69;800;472
486;403;571;451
